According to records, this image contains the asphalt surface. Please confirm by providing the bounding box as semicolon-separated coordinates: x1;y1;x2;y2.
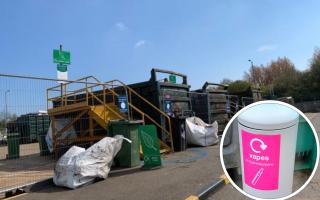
12;113;320;200
16;146;222;200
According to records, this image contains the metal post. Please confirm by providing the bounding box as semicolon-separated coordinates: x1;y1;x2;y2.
248;59;254;85
60;83;63;106
58;44;64;106
103;85;106;121
271;84;275;98
125;87;131;120
4;90;10;135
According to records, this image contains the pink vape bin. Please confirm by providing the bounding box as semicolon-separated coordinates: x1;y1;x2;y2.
238;102;299;199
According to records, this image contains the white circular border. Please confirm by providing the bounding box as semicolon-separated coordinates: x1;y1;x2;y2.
219;100;320;200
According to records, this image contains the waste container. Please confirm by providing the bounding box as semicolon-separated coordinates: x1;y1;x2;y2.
191;82;229;135
238;103;299;198
109;120;143;167
170;116;187;152
38;133;50;156
295;116;317;170
7;133;20;159
127;68;192;143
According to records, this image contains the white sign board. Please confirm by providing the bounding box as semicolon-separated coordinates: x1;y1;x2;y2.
57;71;68;83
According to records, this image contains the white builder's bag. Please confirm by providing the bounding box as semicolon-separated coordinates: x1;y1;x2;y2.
53;135;131;189
186;117;219;146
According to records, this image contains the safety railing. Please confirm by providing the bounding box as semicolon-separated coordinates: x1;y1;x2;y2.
47;76;174;152
47;76;121;121
103;79;174;152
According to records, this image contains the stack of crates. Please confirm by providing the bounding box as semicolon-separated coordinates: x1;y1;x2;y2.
191;82;229;134
36;115;50;136
16;113;50;144
6;121;18;134
42;115;50;133
17;114;37;143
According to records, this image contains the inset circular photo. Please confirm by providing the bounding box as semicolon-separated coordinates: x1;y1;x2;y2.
220;100;319;200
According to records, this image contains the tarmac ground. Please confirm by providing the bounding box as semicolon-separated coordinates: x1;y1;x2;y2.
2;113;320;200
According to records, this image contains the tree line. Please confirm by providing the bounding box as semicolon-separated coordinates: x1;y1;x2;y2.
0;111;17;129
222;48;320;102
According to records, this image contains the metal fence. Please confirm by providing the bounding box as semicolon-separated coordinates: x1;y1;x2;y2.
0;73;261;194
0;74;122;194
0;74;58;194
0;73;177;195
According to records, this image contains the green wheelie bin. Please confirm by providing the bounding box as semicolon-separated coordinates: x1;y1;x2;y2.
7;132;20;159
109;120;143;168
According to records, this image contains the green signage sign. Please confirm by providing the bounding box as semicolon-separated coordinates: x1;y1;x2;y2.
138;125;162;169
169;75;176;83
57;63;68;72
53;49;71;64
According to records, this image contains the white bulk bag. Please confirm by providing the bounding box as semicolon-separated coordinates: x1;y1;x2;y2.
186;117;219;146
53;135;130;189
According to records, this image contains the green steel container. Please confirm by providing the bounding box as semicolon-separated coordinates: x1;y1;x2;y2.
16;114;50;144
295;116;317;170
7;133;20;159
127;69;191;144
109;120;142;168
191;82;229;134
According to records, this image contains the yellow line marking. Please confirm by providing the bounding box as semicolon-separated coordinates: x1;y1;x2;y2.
4;193;28;200
220;174;230;185
185;195;199;200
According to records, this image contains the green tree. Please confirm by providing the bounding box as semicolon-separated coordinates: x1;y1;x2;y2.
308;48;320;99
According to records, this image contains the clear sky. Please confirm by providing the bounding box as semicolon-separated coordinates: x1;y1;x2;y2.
1;0;320;89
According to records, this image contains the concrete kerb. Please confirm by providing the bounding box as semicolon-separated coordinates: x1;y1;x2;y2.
185;175;230;200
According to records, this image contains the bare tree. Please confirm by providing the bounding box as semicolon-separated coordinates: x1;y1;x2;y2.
245;57;296;86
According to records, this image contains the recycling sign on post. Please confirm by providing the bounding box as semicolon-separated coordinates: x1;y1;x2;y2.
53;45;70;83
118;96;128;113
53;49;71;64
139;125;162;169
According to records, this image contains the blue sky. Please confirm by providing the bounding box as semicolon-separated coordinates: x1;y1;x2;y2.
1;0;320;89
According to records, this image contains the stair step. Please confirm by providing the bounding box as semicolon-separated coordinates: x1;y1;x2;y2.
89;104;125;129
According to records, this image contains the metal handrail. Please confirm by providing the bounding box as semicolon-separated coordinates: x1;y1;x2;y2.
105;79;172;122
87;91;124;120
128;103;172;137
47;76;174;151
104;79;174;151
46;76;99;91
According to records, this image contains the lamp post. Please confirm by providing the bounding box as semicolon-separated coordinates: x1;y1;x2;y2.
4;90;10;135
248;59;254;84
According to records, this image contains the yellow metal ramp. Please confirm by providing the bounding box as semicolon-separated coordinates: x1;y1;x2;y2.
89;104;125;129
